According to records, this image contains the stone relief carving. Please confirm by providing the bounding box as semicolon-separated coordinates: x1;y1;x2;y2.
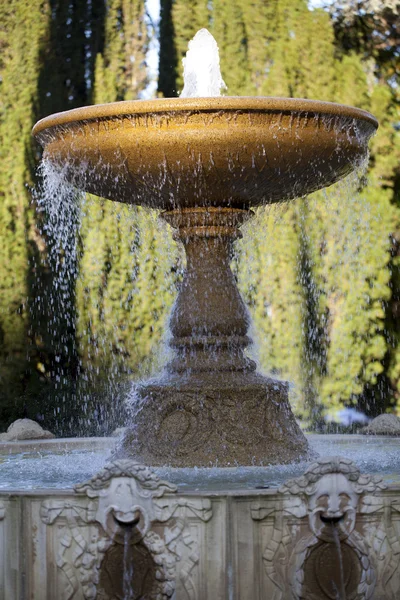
0;501;5;520
360;493;400;599
251;457;389;600
41;460;212;600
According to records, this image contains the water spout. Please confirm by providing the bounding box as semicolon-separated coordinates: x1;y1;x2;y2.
180;28;226;98
123;528;135;600
332;523;347;600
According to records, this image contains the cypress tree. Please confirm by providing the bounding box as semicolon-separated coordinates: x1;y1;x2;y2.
94;0;148;102
329;2;400;414
293;39;396;418
0;0;107;432
236;206;304;413
0;0;50;427
158;0;177;97
212;0;249;94
238;4;337;421
236;2;398;421
26;0;107;434
37;0;104;116
236;0;274;95
296;198;328;425
76;0;180;433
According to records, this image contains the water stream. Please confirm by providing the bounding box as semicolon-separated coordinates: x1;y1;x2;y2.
332;523;347;600
123;528;135;600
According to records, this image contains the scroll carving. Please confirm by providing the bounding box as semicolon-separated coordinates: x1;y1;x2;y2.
252;457;389;600
41;460;212;599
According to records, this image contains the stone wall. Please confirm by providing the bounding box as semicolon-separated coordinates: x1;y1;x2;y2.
1;457;400;599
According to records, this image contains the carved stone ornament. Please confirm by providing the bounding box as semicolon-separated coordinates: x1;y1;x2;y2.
251;456;389;600
41;459;212;600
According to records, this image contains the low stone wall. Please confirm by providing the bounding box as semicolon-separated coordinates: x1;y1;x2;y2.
1;457;400;599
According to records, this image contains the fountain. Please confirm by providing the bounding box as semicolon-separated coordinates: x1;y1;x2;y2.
32;29;377;468
2;30;400;600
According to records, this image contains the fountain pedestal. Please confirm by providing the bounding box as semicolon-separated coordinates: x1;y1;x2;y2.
119;207;310;466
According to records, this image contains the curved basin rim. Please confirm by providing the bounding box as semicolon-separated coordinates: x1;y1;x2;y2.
32;96;378;140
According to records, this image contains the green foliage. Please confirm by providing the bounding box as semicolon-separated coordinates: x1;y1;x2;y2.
235;0;274;95
212;0;249;94
0;0;106;432
28;0;107;434
262;3;337;99
94;0;149;102
302;179;393;414
236;206;304;410
1;0;399;433
0;0;50;427
76;201;180;381
212;0;399;420
77;0;181;409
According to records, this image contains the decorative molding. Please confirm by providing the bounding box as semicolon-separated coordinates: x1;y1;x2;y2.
360;495;400;599
252;457;388;600
41;460;212;599
153;495;213;598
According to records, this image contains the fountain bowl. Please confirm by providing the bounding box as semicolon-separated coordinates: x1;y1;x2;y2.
32;97;377;209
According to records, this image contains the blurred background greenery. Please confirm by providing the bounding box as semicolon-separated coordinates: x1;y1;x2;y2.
0;0;399;435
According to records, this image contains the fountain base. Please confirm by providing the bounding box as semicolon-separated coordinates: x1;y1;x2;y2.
2;449;399;600
117;371;311;466
114;206;311;467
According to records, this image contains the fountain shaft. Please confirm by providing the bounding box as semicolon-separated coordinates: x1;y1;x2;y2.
119;207;310;466
163;208;256;374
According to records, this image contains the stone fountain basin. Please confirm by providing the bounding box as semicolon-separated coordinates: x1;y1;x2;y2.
1;435;400;599
1;434;400;491
32;97;377;209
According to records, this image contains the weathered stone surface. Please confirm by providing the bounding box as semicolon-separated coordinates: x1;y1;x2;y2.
0;497;21;599
361;413;400;435
4;455;400;599
117;371;312;467
0;418;55;441
248;457;390;600
116;207;311;467
34;459;220;600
